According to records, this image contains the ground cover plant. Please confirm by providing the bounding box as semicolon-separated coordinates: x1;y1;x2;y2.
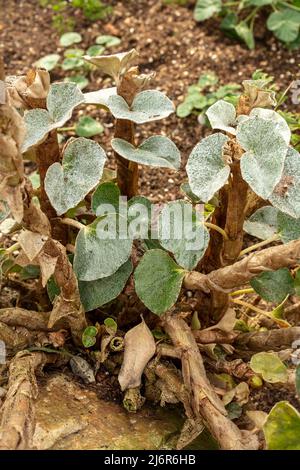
1;40;300;451
194;0;300;49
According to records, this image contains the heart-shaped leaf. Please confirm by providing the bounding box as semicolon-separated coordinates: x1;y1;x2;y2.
267;9;300;43
237;117;288;199
45;137;106;215
206;100;237;134
91;182;121;213
158;200;209;270
95;35;121;47
269;147;300;218
83;49;138;79
244;206;280;240
33;53;60;71
60;32;82;47
107;90;175;124
79;259;132;311
23;82;84;152
194;0;222;21
250;268;294;303
250;352;288;383
111;136;180;169
249;108;291;145
186;133;230;202
264;401;300;450
73;217;132;281
134;249;185;315
75;116;104;137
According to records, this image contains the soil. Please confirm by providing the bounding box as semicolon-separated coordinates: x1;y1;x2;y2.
1;0;300;202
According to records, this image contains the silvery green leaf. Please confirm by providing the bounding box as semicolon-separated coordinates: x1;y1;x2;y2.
206;100;237;134
59;32;82;47
91;182;120;213
244;206;280;240
249;108;291;145
45;137;106;215
33;53;60;71
186;133;230;202
83;49;138;79
134;249;185;315
47;82;84;126
22;109;54;152
108;90;175;124
237;117;288;199
158;200;210;270
84;87;117;108
73;218;132;281
111;136;180;169
269;147;300;218
95;35;121;47
79;259;132;311
277;212;300;243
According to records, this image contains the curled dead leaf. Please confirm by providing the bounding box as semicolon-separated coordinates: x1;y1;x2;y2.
118;318;156;391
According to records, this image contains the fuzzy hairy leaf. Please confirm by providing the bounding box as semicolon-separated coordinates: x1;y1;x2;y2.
47;82;84;125
79;259;132;311
277;211;300;243
186;133;230;202
206;100;237;134
45;137;106;215
108;90;175;124
111;136;180;169
134;249;185;315
250;352;288;383
84;87;117;109
73;218;132;281
249;108;291;145
250;268;294;303
23;109;54;152
158;200;209;270
244;206;280;240
269;147;300;218
264;402;300;450
237;117;288;199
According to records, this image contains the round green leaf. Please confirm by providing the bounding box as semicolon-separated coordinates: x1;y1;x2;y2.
92;182;121;213
60;32;82;47
33;54;60;71
73;218;132;281
62;57;85;71
206;100;237;134
267;9;300;43
82;326;98;348
64;48;84;58
75;116;104;137
86;45;105;57
111;136;180;169
186;133;230;203
264;401;300;449
79;259;132;311
194;0;222;21
107;90;175;124
249;108;291;145
250;352;288;383
269;147;300;219
134;249;185;315
250;268;294;303
237;117;288;199
64;75;89;90
45;137;107;215
95;35;121;47
158;200;210;270
243;206;280;240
